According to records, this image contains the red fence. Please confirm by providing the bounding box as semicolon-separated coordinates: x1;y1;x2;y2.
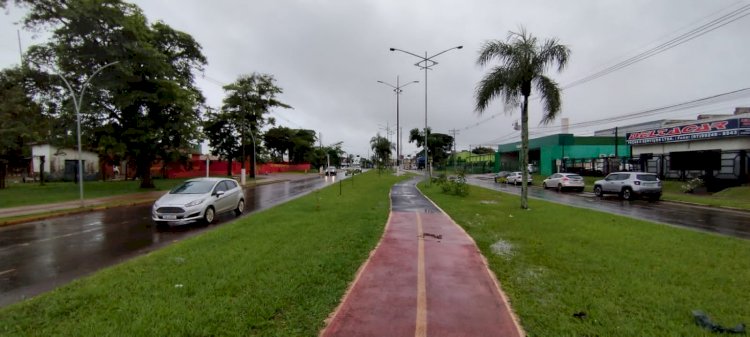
153;155;311;179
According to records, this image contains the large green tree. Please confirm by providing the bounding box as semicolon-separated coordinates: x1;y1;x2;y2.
475;27;570;209
262;127;316;164
4;0;207;188
408;127;454;167
222;73;291;177
0;67;50;187
202;108;241;176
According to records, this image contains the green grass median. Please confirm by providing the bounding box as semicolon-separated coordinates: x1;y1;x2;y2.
0;171;407;337
0;179;187;208
420;182;750;337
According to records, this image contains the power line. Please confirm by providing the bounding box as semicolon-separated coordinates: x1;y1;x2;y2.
474;87;750;146
562;4;750;89
458;2;750;132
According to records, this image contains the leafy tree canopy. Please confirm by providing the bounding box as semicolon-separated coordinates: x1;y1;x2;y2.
5;0;209;188
472;146;495;155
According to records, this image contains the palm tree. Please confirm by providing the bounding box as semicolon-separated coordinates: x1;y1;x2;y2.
370;133;393;169
475;27;570;209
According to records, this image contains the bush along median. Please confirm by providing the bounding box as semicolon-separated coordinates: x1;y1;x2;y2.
0;171;409;337
419;182;750;337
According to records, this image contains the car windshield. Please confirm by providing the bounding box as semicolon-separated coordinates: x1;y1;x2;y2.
170;181;215;194
637;174;658;181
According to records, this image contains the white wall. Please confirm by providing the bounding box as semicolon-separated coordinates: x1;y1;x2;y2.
633;137;750;155
30;145;99;175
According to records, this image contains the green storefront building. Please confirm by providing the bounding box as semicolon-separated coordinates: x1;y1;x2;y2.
495;134;630;176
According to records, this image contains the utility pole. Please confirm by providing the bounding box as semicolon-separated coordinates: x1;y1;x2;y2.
449;128;459;171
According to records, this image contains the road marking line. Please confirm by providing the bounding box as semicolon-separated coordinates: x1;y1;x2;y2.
415;212;427;337
0;268;16;276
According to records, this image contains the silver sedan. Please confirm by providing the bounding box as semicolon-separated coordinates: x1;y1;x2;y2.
152;177;245;225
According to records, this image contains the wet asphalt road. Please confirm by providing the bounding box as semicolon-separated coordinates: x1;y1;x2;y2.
467;176;750;239
0;174;342;308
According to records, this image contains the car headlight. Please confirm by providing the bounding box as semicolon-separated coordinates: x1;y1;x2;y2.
185;199;204;207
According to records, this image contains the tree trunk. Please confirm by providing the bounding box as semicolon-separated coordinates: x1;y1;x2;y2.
0;160;7;189
250;153;256;178
521;94;530;210
227;157;233;177
137;158;155;189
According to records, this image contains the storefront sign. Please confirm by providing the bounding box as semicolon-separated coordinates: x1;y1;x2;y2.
626;118;750;145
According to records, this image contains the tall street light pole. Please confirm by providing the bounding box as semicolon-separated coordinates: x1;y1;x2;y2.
52;61;119;207
377;76;418;172
389;46;462;181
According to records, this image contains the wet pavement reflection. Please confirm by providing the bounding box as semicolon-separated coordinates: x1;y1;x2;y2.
467;176;750;240
0;174;341;307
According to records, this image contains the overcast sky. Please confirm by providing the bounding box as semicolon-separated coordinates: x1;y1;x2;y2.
2;0;749;158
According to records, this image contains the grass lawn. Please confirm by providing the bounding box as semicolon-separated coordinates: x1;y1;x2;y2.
0;179;187;209
420;182;750;337
0;171;408;336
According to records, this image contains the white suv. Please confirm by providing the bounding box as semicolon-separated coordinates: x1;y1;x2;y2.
593;172;662;201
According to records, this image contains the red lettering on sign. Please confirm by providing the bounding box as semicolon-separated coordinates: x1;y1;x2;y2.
711;121;729;130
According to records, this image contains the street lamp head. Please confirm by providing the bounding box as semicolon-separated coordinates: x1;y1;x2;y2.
389;48;396;51
457;46;463;49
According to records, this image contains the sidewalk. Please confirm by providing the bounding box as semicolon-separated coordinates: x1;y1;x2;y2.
321;178;524;336
0;173;319;225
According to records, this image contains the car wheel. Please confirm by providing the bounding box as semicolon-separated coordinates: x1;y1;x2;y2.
578;188;585;193
557;184;563;193
621;188;633;201
234;199;245;216
542;182;547;189
594;185;603;197
203;206;215;224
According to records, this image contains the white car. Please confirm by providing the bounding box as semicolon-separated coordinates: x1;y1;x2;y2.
594;172;662;201
324;166;338;176
152;177;245;225
506;171;532;185
542;173;585;192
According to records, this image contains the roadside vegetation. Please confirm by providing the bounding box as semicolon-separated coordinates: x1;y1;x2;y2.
0;171;407;336
420;182;750;337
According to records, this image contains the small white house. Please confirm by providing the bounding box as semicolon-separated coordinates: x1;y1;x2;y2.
31;144;99;180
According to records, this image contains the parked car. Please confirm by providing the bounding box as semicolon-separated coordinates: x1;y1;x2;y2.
152;177;245;226
325;166;338;176
593;172;662;201
506;171;532;185
542;173;585;192
494;171;511;183
347;164;362;174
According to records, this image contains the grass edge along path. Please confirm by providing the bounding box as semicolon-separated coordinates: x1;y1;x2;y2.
419;182;750;337
0;171;408;337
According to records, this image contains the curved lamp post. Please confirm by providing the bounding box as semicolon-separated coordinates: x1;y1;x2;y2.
377;76;418;172
389;46;462;181
53;61;119;207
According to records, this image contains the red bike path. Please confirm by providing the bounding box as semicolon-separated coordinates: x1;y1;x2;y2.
321;179;524;336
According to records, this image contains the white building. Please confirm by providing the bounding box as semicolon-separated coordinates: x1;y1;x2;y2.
31;144;99;180
624;108;749;187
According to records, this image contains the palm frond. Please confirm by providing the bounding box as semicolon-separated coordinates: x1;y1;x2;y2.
537;38;571;73
476;40;513;67
474;66;523;114
534;75;562;125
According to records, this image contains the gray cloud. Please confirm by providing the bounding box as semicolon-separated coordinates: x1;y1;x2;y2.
2;0;748;157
